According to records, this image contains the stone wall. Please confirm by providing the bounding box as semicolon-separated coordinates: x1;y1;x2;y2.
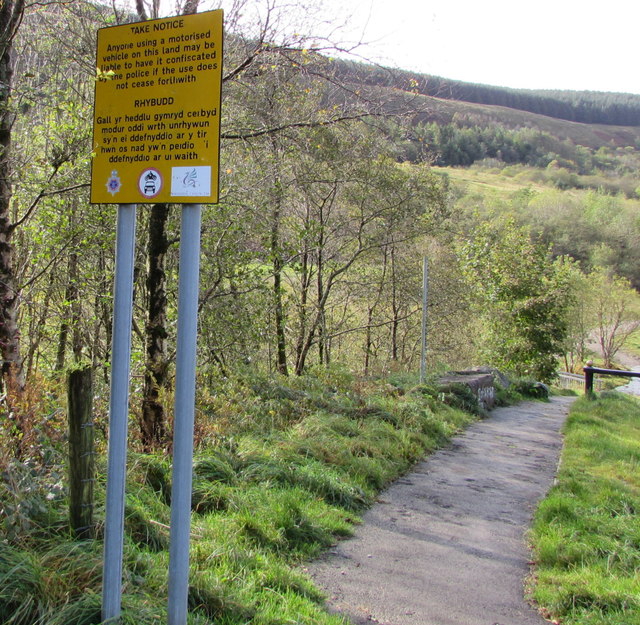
437;369;497;410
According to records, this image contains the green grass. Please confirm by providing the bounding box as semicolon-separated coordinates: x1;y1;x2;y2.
0;372;476;625
529;392;640;624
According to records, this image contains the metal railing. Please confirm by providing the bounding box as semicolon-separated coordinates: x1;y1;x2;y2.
583;364;640;395
557;371;602;391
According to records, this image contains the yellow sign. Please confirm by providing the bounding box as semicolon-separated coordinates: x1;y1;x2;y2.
91;11;222;204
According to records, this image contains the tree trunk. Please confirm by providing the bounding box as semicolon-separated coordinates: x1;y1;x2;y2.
141;203;170;449
56;248;81;371
136;0;200;449
70;250;83;362
294;245;310;372
0;0;25;394
24;276;52;379
55;317;69;372
272;244;288;375
270;173;288;375
390;247;399;362
364;308;374;375
95;246;112;383
363;247;389;375
316;203;326;367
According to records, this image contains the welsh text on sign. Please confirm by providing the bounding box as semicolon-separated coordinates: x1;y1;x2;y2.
90;10;222;204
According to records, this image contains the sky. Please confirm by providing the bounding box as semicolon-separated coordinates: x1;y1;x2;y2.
318;0;640;95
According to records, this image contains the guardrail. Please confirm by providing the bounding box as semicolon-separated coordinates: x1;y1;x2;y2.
557;371;602;392
583;364;640;395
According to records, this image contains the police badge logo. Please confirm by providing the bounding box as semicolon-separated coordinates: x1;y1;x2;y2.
106;170;122;196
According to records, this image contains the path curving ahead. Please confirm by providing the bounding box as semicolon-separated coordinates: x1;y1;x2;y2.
307;396;575;625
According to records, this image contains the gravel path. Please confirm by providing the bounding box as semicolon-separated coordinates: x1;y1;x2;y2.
306;396;575;625
615;365;640;396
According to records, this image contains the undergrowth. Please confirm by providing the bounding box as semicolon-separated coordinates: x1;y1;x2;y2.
0;371;475;625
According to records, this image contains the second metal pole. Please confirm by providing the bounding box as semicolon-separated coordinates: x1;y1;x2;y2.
102;204;137;623
420;257;428;384
168;204;202;625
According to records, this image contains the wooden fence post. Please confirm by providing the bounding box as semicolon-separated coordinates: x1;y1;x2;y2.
68;366;95;539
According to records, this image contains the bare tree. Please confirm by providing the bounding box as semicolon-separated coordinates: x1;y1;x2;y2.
589;270;640;368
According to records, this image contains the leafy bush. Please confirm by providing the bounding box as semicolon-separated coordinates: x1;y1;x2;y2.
510;377;549;399
0;460;65;542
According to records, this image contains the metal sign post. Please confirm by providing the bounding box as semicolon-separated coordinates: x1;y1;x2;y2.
420;257;428;384
91;11;222;624
102;203;137;623
167;203;202;625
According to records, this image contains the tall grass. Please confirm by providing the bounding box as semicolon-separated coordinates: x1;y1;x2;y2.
0;371;476;624
529;392;640;624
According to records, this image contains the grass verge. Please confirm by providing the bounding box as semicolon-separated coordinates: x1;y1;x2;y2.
529;392;640;625
0;371;480;625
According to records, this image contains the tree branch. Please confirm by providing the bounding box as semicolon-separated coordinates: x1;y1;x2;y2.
221;112;386;141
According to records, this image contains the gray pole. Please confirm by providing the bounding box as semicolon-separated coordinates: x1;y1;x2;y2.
420;257;428;384
102;203;137;622
168;204;202;625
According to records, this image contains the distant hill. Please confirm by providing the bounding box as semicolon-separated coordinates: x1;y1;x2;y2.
333;60;640;150
334;60;640;127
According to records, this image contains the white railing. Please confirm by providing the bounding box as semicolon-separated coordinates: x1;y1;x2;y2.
557;371;604;391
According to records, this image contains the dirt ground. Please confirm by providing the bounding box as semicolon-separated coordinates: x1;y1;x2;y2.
305;396;575;625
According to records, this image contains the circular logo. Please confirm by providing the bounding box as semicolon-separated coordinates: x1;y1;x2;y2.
138;168;162;199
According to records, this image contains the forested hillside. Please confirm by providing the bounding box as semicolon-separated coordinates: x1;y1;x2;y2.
335;60;640;126
328;59;640;176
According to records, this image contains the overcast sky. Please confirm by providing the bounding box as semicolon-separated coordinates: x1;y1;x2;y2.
319;0;640;94
162;0;638;94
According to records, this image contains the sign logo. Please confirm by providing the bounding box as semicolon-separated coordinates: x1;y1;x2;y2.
138;168;162;199
106;170;122;196
171;166;212;197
